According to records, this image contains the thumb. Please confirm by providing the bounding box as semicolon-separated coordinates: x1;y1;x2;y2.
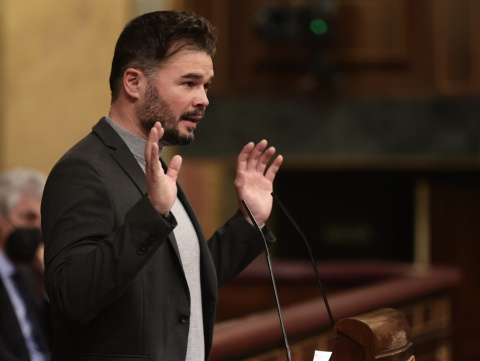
166;155;182;180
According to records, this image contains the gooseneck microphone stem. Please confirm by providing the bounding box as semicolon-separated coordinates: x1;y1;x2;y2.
241;200;292;361
271;192;335;329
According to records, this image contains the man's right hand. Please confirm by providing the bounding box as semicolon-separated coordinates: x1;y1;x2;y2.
144;122;182;215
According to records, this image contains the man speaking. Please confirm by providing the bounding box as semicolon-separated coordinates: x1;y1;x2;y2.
41;10;283;361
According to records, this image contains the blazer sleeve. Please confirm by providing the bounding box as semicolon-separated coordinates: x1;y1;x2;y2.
42;155;177;324
207;210;275;287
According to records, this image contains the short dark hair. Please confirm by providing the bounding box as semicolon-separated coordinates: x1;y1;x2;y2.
109;10;217;102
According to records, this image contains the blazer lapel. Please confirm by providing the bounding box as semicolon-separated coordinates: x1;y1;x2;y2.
92;118;147;195
92;118;183;264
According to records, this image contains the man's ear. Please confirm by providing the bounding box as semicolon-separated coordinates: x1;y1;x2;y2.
123;68;146;100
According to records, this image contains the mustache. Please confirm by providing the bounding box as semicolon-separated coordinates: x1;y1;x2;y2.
181;109;206;119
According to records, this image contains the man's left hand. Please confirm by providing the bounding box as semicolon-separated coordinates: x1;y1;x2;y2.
235;140;283;226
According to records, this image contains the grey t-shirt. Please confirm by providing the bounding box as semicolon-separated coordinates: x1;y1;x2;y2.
105;116;205;360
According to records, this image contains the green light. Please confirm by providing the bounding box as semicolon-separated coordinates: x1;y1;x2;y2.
310;19;328;35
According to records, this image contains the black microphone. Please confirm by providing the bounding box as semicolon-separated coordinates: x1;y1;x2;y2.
242;200;291;361
271;192;335;329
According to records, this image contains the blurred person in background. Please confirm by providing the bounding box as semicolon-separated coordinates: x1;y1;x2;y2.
0;168;51;361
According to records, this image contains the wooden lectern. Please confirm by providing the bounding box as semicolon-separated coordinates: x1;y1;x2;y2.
330;308;415;361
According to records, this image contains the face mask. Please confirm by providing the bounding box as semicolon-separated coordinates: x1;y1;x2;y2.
5;228;42;263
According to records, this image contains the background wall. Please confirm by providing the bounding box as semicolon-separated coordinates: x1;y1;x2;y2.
0;0;139;172
175;1;480;361
0;0;186;173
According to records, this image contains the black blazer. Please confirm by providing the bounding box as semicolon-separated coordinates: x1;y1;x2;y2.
0;265;52;361
41;118;264;361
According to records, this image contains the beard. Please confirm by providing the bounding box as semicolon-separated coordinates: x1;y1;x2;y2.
135;81;203;146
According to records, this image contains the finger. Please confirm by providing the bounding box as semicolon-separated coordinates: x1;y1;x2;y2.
145;124;164;176
156;122;165;141
150;142;162;173
151;122;164;144
246;140;268;171
257;146;276;174
166;155;183;181
145;123;161;157
237;142;255;173
264;154;283;182
144;127;157;171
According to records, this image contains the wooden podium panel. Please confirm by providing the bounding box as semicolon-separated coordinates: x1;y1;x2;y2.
212;261;460;361
331;308;414;361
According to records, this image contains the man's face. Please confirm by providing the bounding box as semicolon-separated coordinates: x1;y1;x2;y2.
135;49;214;146
0;193;41;250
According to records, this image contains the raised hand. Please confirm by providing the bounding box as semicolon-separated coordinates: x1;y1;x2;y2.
235;140;283;226
145;122;182;215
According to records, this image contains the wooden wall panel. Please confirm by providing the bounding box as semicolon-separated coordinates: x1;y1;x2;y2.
330;0;410;64
0;0;133;172
183;0;480;97
430;176;480;361
182;0;429;96
433;0;480;94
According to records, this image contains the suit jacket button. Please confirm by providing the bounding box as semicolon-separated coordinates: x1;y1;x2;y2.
179;315;189;324
136;244;149;255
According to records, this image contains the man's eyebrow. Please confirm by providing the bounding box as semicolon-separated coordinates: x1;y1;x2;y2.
181;73;215;82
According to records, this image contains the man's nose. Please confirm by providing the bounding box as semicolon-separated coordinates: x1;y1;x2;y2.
193;88;209;108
